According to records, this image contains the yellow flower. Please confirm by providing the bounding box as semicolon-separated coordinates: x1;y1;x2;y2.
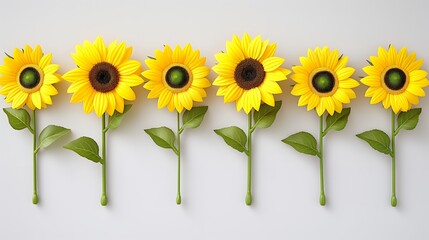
0;45;60;110
212;33;290;114
361;45;429;113
142;44;211;112
63;36;143;117
291;47;359;116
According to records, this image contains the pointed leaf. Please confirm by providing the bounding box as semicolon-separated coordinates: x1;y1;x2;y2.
282;131;319;156
144;127;177;152
396;108;421;133
38;125;71;149
182;106;208;129
253;101;282;129
324;108;351;135
356;129;391;155
107;104;132;130
214;126;247;153
3;107;33;133
63;137;103;163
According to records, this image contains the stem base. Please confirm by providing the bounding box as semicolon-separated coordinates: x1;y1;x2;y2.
245;192;252;205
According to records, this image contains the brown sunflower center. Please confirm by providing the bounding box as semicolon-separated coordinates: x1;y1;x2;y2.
19;67;40;89
166;66;189;88
384;68;406;91
312;71;335;93
234;58;265;90
89;62;120;92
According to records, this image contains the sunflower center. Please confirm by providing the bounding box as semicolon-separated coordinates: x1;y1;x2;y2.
384;68;406;91
234;58;265;90
89;62;120;93
312;71;335;93
19;67;40;89
166;66;189;88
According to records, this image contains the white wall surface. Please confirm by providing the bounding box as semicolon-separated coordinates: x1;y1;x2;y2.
0;0;429;239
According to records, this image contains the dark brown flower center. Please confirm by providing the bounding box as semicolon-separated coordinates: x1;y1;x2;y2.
89;62;120;93
384;68;406;91
234;58;265;90
20;67;40;89
166;66;189;88
312;71;335;93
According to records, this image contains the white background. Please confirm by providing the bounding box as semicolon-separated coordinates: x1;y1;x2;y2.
0;0;429;239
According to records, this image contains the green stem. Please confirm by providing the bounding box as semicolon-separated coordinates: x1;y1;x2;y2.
176;111;182;205
101;113;108;206
245;111;253;206
319;114;326;206
391;110;397;207
32;110;38;204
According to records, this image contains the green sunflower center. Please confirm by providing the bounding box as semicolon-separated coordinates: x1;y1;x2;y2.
89;62;120;93
166;66;189;88
234;58;265;90
384;68;406;91
312;71;335;93
20;67;40;89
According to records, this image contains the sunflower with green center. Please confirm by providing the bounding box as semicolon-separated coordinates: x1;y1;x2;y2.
357;45;429;207
0;45;60;109
0;45;70;204
283;47;358;206
290;46;359;116
63;36;143;117
213;33;288;205
143;44;210;205
143;44;211;112
62;36;143;206
212;33;290;113
361;45;429;113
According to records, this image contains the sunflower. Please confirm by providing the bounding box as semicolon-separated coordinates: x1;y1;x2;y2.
0;45;60;110
290;47;359;116
142;44;211;112
212;33;290;114
361;45;429;113
63;36;143;117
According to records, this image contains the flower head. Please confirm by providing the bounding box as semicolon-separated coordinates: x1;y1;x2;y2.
0;45;61;110
63;36;143;117
361;45;429;113
291;47;359;116
212;33;290;114
142;44;211;113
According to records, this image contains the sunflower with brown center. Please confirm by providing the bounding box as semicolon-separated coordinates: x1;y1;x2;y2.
213;33;288;205
62;36;143;206
63;36;143;117
212;33;290;113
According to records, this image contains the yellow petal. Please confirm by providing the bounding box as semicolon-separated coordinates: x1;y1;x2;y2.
260;79;282;94
262;57;284;72
265;70;287;82
39;53;53;70
260;87;275;106
142;69;162;82
361;75;381;87
406;84;425;97
192;66;210;79
370;88;386;104
247;35;263;60
192;78;211;88
336;67;355;80
226;41;245;63
118;60;141;75
291;83;310;96
106;92;116;116
213;76;234;86
94;93;108;117
409;70;428;82
158;89;172;109
224;84;243;103
114;92;124;113
297;92;312;107
308;94;320;110
339;78;359;88
116;82;136;100
121;74;143;87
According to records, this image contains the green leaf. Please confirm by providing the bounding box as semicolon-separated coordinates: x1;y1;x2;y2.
253;101;282;129
214;126;247;153
38;125;71;149
144;127;177;153
356;129;391;155
182;106;208;129
63;137;103;163
324;108;351;135
107;104;132;130
3;107;33;133
282;131;319;156
396;108;421;133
